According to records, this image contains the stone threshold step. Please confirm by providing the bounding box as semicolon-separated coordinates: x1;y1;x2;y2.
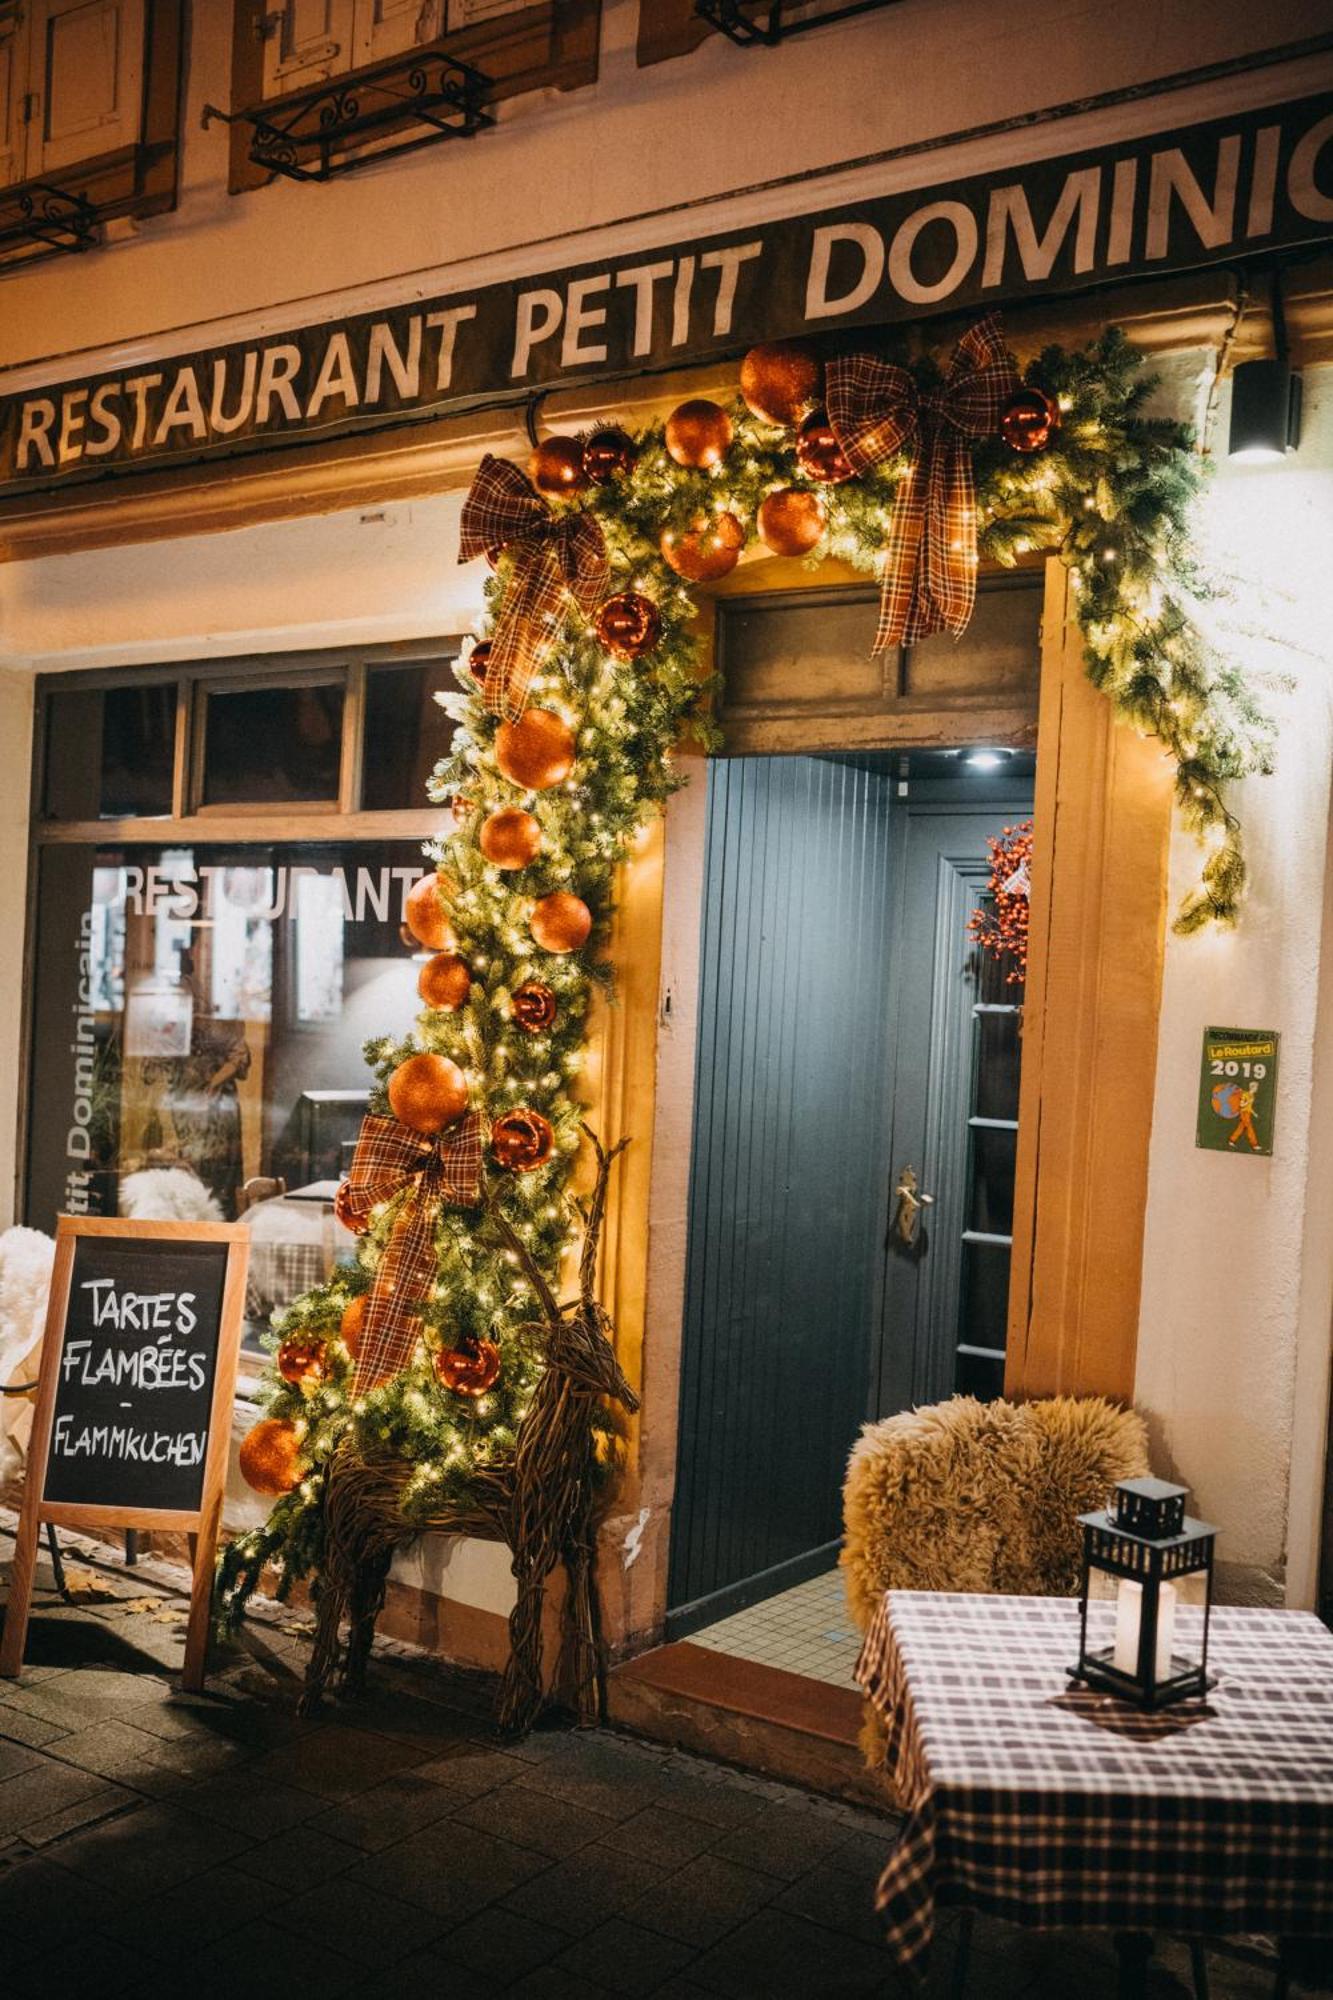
607;1640;892;1809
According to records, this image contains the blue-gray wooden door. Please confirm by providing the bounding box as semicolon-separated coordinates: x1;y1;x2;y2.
667;756;1035;1633
667;754;897;1632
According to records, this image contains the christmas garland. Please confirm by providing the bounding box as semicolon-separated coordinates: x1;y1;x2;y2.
217;322;1274;1628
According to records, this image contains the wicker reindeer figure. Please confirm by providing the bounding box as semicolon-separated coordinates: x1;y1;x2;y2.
301;1130;637;1736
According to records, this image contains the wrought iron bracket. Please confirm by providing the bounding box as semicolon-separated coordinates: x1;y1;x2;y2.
0;180;101;258
695;0;896;45
202;54;493;185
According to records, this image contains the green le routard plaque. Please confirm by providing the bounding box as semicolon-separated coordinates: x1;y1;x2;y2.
1196;1027;1280;1157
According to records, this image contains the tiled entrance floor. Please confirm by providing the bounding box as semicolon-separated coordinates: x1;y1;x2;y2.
687;1567;862;1686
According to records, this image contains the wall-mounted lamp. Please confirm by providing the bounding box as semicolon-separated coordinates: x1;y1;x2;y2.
1228;273;1303;462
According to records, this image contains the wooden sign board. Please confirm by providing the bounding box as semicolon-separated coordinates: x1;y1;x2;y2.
0;1216;249;1691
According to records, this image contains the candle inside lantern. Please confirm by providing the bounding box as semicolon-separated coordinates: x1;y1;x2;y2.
1113;1577;1177;1679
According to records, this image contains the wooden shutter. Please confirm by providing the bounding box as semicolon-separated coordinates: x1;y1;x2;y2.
0;6;28;187
26;0;145;176
261;0;355;97
358;0;443;67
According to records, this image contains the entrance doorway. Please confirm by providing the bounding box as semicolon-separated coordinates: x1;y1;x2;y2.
666;748;1035;1638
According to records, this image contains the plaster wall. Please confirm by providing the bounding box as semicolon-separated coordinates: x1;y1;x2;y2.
1134;362;1333;1606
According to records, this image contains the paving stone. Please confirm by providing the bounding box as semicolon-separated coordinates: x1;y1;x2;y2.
307;1769;463;1849
41;1718;181;1785
48;1800;252;1896
99;1861;290;1957
414;1740;532;1798
0;1852;122;1934
440;1904;569;1979
518;1743;679;1823
642;1764;776;1833
174;1915;362;2000
685;1906;898;1996
0;1706;69;1749
270;1872;450;1966
555;1915;701;1995
709;1803;856;1882
354;1949;492;1998
0;1669;173;1732
593;1803;721;1870
0;1756;118;1836
455;1778;619;1858
231;1823;361;1892
0;1740;42;1781
509;1969;615;2000
347;1819;546;1916
15;1782;139;1846
245;1723;424;1800
774;1853;889;1947
175;1771;329;1836
501;1844;666;1938
2;1930;153;1998
625;1853;778;1950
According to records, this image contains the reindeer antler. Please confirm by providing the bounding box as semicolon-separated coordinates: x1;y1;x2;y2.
578;1125;630;1301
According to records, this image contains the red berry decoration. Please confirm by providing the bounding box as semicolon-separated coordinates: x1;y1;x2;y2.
434;1337;502;1398
466;640;491;686
595;591;662;661
795;410;854;485
491;1108;555;1172
1000;388;1061;454
276;1336;327;1390
528;436;589;495
511;980;557;1033
582;426;638;483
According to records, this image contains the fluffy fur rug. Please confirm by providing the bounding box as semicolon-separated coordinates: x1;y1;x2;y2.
0;1226;56;1483
842;1393;1149;1632
119;1168;223;1223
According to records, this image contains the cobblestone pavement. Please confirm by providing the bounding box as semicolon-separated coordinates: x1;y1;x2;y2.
0;1525;1299;1998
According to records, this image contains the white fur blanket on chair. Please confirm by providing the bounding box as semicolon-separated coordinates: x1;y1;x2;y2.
0;1226;56;1483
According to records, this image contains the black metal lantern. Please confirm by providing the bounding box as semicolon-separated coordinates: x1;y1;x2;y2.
1070;1477;1217;1710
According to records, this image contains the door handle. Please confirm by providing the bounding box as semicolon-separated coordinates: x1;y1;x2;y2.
889;1165;934;1254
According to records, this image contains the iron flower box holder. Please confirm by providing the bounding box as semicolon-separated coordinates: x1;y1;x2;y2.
1071;1477;1217;1710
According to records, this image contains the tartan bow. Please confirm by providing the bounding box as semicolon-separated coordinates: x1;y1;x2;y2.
341;1109;486;1392
826;315;1020;652
458;455;608;722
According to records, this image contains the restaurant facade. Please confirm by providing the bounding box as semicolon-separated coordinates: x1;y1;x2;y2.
1;0;1332;1677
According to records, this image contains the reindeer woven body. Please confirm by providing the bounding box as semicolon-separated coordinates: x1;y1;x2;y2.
300;1133;637;1737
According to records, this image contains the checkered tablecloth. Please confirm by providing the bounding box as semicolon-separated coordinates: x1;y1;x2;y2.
856;1591;1333;1973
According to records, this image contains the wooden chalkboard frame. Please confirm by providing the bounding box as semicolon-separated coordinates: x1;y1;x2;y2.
0;1216;249;1691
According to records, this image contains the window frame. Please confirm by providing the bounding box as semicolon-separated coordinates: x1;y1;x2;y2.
0;0;184;268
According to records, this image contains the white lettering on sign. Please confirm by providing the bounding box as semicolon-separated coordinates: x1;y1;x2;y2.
52;1415;209;1466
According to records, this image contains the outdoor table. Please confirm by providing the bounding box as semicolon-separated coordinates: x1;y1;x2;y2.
855;1591;1333;1994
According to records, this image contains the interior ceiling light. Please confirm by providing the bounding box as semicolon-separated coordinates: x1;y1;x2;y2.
1229;270;1303;463
964;749;1007;770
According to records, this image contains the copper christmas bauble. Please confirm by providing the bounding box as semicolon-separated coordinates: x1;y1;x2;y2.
404;874;456;952
739;341;823;427
340;1294;367;1359
418;952;473;1010
594;591;662;661
660;512;745;583
495;708;577;791
582;426;638;484
479;807;543;870
528;435;589;496
491;1108;555;1171
239;1417;304;1496
1000;388;1061;454
664;398;733;469
795;410;855;484
434;1337;502;1397
276;1336;327;1390
387;1053;469;1134
757;488;826;557
530;891;592;954
466;639;492;686
511;980;558;1033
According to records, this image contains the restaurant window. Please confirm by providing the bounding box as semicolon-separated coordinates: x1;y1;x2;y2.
26;645;459;1351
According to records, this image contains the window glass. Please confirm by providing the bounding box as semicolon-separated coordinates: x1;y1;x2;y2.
201;682;344;806
361;660;458;811
27;840;429;1349
43;683;177;820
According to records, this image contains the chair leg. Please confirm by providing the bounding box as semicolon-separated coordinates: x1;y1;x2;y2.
1114;1933;1152;2000
125;1530;138;1567
45;1523;68;1598
950;1908;974;2000
1189;1940;1210;2000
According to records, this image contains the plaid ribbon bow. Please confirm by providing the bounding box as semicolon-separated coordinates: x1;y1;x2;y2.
458;455;608;722
341;1109;487;1393
826;314;1020;652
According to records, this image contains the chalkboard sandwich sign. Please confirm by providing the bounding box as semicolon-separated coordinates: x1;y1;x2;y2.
0;1216;249;1691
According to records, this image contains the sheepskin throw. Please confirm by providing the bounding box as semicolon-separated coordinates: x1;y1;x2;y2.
842;1394;1149;1631
119;1167;223;1224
